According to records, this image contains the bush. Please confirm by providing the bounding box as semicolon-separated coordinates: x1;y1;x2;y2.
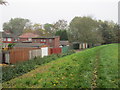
2;50;75;83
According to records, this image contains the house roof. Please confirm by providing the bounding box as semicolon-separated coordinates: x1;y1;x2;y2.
60;41;70;46
32;36;60;39
14;43;44;47
19;33;39;38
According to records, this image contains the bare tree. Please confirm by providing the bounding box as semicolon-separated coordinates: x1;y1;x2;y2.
0;0;7;5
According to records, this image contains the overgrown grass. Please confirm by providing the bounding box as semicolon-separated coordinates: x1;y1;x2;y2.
2;44;118;88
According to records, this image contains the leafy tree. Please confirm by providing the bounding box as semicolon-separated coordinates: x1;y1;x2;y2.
113;24;120;43
23;23;51;37
98;21;117;44
69;16;104;44
3;18;30;35
44;23;53;31
55;30;68;40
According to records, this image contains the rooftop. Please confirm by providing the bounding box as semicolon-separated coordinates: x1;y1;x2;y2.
32;36;60;39
19;33;39;38
14;43;44;48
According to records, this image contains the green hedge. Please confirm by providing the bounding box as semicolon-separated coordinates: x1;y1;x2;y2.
2;50;75;83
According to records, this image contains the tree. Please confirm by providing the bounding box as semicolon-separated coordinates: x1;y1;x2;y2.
69;16;104;44
98;21;117;44
0;0;7;5
23;23;51;37
53;20;68;31
55;30;68;40
3;18;30;35
113;24;120;43
44;23;53;31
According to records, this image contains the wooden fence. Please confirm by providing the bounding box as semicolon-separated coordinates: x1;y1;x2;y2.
49;48;62;54
9;48;38;64
2;47;61;64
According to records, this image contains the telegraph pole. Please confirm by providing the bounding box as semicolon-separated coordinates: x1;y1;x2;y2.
118;1;120;25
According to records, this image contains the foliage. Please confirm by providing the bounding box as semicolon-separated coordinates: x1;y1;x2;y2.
3;18;30;35
98;21;118;44
2;44;118;88
53;20;68;31
23;23;51;36
2;50;75;83
44;23;53;31
113;24;120;43
55;30;68;40
69;16;104;44
43;20;68;35
8;43;15;48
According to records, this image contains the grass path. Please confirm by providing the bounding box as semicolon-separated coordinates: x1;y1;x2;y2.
2;44;118;88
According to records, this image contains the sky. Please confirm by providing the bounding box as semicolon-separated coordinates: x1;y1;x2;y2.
0;0;119;31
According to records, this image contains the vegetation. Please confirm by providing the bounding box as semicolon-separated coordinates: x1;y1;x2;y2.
2;44;118;88
3;18;29;35
55;30;68;40
68;16;119;44
69;16;103;44
8;43;16;49
2;50;75;83
3;16;119;45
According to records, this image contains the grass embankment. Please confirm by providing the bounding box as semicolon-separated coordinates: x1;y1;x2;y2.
3;44;118;88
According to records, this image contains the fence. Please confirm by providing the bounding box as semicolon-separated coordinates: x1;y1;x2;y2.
29;49;41;60
29;47;48;59
2;47;49;64
49;48;62;54
61;46;69;53
9;48;38;64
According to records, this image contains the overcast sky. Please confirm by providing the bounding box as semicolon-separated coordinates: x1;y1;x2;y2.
0;0;119;31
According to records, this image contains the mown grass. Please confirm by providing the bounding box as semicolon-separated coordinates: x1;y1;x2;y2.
96;44;118;88
2;44;118;88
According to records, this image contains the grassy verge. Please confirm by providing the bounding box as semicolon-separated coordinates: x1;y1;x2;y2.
96;44;118;88
2;50;75;83
2;44;118;88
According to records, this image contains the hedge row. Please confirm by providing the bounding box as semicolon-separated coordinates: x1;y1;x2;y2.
2;50;75;83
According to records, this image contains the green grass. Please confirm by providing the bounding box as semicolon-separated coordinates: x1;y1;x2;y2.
2;44;118;88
